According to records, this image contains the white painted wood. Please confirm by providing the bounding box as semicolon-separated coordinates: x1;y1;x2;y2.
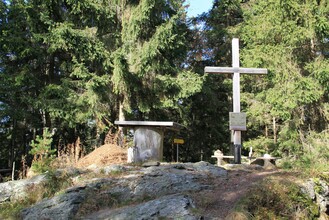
205;67;267;74
204;38;268;163
115;121;183;131
232;39;241;146
232;38;240;113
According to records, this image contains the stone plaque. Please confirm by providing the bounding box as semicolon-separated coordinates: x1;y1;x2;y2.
229;112;247;131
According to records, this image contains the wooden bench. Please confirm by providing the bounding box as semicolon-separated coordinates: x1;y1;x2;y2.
211;150;250;166
212;155;233;166
212;150;279;167
212;155;251;166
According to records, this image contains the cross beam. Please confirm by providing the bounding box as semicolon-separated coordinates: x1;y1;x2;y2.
205;38;267;164
204;67;267;74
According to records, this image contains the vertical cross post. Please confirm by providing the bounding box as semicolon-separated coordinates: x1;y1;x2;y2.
232;38;242;163
205;38;267;164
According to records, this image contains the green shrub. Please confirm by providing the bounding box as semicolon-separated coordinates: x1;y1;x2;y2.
276;157;293;170
303;131;328;170
41;170;73;198
276;130;329;177
29;128;56;173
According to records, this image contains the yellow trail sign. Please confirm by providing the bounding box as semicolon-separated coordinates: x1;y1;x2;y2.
174;138;184;144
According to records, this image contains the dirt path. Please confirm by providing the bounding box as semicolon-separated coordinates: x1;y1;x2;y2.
192;168;280;219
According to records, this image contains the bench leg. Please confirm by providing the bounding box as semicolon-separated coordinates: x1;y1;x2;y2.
217;158;222;166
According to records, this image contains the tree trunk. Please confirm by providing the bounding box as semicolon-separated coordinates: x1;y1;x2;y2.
273;117;277;144
118;98;125;147
9;118;17;168
265;124;269;151
75;136;81;162
119;100;125;121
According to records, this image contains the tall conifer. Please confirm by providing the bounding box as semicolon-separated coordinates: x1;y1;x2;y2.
238;0;329;155
0;0;203;166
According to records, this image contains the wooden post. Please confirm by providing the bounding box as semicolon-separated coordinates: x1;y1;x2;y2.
273;117;277;143
12;161;15;181
232;38;242;164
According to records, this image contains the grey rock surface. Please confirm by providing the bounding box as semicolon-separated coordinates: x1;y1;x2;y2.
303;178;329;214
16;162;227;219
315;179;328;214
102;164;127;175
186;161;229;177
142;161;160;167
84;194;199;220
0;174;46;203
303;180;316;200
86;164;127;175
224;163;263;171
250;158;276;169
21;189;86;220
107;162;227;202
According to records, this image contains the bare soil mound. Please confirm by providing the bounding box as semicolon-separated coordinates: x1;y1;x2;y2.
77;144;127;168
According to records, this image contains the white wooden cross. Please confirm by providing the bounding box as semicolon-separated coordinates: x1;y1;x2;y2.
205;38;267;164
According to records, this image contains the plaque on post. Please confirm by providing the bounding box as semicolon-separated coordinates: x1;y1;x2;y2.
229;112;247;131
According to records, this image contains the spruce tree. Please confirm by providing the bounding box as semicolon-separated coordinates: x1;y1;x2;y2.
110;0;203;121
238;0;329;155
179;0;244;160
0;0;203;166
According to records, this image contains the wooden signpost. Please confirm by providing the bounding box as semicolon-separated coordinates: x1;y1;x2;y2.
174;138;184;144
174;138;184;162
205;38;268;164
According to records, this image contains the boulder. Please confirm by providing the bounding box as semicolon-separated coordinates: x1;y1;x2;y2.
85;194;199;220
142;161;160;167
106;162;227;202
21;188;86;220
0;174;46;203
19;162;227;219
251;158;277;170
101;165;127;175
187;161;228;178
302;178;329;214
85;164;127;175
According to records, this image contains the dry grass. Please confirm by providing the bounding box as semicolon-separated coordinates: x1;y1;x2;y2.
225;211;250;220
234;176;320;219
190;169;280;219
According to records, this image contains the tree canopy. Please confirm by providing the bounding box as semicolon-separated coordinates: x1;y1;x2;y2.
0;0;328;172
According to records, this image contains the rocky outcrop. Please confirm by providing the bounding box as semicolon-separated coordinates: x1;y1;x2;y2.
85;194;198;220
18;162;227;219
109;162;224;201
0;174;46;203
3;162;327;219
303;178;329;215
21;187;86;220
